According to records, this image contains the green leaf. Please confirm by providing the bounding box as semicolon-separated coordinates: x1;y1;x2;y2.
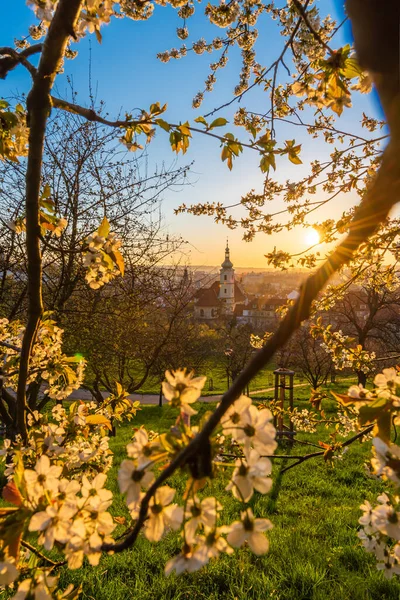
260;153;276;173
42;183;51;199
110;249;125;276
39;211;57;224
358;396;390;427
86;414;112;430
69;401;79;415
376;411;391;443
149;102;167;115
65;355;85;363
98;216;110;238
341;57;362;79
194;116;208;127
221;145;233;170
150;102;161;114
156;118;171;132
40;199;55;213
209;117;228;130
95;28;102;44
101;251;114;269
331;391;359;407
179;122;192;136
229;142;242;157
288;153;303;165
249;125;257;140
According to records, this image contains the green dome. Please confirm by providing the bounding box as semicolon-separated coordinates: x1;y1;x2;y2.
221;241;233;269
221;257;233;268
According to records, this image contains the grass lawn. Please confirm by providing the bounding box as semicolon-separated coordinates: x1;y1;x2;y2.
132;362;355;398
35;396;399;600
127;357;322;396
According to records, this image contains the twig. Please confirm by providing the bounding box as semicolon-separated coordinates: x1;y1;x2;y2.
21;540;66;567
280;424;374;473
0;340;21;353
291;0;334;54
51;95;278;156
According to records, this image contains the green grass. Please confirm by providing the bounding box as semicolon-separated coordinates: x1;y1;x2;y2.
133;362;355;397
36;400;400;600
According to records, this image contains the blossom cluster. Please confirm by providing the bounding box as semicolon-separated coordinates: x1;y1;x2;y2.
1;401;117;482
341;368;400;577
0;367;277;597
0;100;28;162
0;392;140;597
0;317;85;401
83;217;123;289
358;492;400;579
311;321;376;375
266;400;358;439
116;370;276;575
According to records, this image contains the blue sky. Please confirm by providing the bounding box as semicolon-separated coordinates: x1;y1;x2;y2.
3;1;382;267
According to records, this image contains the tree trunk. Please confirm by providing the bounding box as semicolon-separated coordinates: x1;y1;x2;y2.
357;371;367;387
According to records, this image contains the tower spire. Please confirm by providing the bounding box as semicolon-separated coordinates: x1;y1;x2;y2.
221;239;233;269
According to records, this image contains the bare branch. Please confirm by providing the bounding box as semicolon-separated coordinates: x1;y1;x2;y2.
0;340;21;353
0;45;42;79
280;424;374;473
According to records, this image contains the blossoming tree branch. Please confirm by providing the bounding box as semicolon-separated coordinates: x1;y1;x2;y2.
0;0;399;597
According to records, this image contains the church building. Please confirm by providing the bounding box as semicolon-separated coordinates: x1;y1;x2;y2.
194;242;246;320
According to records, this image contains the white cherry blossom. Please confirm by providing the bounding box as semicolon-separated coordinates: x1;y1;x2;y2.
227;508;273;555
127;428;160;460
165;543;204;575
225;449;272;502
145;486;183;542
29;503;76;550
81;473;112;505
118;459;154;507
0;559;19;586
162;369;206;416
24;455;62;500
184;496;222;543
194;526;233;565
232;405;277;454
220;395;252;435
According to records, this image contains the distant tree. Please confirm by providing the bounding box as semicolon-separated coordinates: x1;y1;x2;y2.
288;328;333;391
316;263;400;385
214;320;254;388
0;99;189;318
335;290;400;373
64;263;195;400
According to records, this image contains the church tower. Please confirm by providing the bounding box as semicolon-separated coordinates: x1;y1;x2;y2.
219;240;235;314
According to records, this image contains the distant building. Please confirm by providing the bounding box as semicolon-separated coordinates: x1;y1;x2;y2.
194;242;246;320
239;296;287;329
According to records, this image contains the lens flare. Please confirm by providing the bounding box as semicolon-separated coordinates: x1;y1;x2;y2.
304;229;320;246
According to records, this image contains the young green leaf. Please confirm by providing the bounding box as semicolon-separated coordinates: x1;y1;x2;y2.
209;117;228;130
98;216;110;238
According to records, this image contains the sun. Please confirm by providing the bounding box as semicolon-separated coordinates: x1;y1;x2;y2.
304;228;320;246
